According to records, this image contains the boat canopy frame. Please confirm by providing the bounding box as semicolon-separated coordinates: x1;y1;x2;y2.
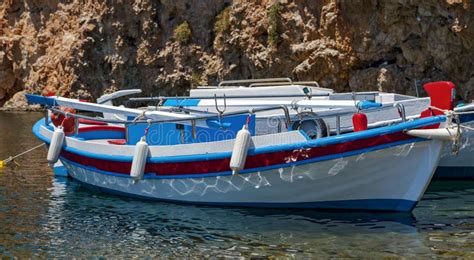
43;97;411;141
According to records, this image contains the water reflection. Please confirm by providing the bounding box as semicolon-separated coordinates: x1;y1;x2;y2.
37;177;422;257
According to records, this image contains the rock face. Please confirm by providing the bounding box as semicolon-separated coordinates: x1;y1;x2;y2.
0;0;473;108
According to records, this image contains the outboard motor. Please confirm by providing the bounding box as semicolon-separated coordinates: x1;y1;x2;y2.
405;81;461;146
420;81;455;118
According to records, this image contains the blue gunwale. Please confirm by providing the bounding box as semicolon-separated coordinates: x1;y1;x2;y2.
33;115;446;164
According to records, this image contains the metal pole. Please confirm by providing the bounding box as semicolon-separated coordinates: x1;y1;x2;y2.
191;120;196;139
74;117;79;135
218;78;292;88
44;108;50;125
128;93;331;102
414;79;420;97
125;122;129;143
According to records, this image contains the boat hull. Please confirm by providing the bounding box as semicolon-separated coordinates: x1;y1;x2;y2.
63;140;443;212
181;95;474;179
436;120;474;178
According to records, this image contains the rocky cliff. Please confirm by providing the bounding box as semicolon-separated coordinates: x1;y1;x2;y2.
0;0;473;109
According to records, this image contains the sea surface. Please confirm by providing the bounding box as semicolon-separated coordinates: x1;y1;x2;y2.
0;112;473;258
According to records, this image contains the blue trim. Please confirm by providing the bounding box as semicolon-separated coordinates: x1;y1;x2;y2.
297;129;311;140
25;94;56;106
71;178;416;212
127;122;182;145
434;166;474;179
206;120;232;129
357;100;382;110
73;130;125;140
33;116;445;164
33;118;50;143
53;165;69;177
460;113;474;124
163;99;200;106
60;137;425;179
455;105;474;123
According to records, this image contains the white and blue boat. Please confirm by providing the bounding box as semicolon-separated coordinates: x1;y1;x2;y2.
26;81;460;212
154;79;474;179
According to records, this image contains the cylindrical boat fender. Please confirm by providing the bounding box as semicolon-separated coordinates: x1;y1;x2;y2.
130;137;149;181
405;126;461;141
230;125;252;175
47;126;65;166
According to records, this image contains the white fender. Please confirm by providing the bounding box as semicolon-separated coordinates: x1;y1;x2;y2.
130;137;149;181
405;126;461;141
47;126;65;166
230;125;252;175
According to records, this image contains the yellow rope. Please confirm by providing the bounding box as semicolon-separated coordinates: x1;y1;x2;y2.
0;143;45;169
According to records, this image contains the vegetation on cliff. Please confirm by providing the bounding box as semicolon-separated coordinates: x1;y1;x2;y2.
213;7;231;49
267;2;282;48
174;21;192;44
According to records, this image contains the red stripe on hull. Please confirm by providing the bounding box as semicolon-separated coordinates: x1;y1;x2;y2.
61;131;414;176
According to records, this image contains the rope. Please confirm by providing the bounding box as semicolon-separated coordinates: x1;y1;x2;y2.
429;106;474;125
132;110;146;124
0;143;45;168
427;105;474;155
139;119;153;142
143;119;152;138
429;106;474;115
460;124;474;131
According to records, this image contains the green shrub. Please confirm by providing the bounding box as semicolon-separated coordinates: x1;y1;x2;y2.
191;71;202;86
174;21;192;44
214;7;231;35
213;7;232;49
268;2;282;47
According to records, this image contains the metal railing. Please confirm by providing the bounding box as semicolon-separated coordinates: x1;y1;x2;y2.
247;81;323;89
47;104;292;133
217;78;292;88
128;92;332;103
46;93;423;142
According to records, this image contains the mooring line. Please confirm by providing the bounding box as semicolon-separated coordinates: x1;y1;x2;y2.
0;143;45;168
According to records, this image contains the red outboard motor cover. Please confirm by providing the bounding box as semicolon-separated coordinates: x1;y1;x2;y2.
420;81;455;118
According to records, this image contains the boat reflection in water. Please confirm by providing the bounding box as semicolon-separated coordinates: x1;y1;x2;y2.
40;176;474;257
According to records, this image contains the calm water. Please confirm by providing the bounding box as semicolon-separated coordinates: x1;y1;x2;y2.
0;112;473;258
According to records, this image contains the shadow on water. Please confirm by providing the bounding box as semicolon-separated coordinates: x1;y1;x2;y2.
58;177;419;233
31;176;420;257
426;180;474;192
